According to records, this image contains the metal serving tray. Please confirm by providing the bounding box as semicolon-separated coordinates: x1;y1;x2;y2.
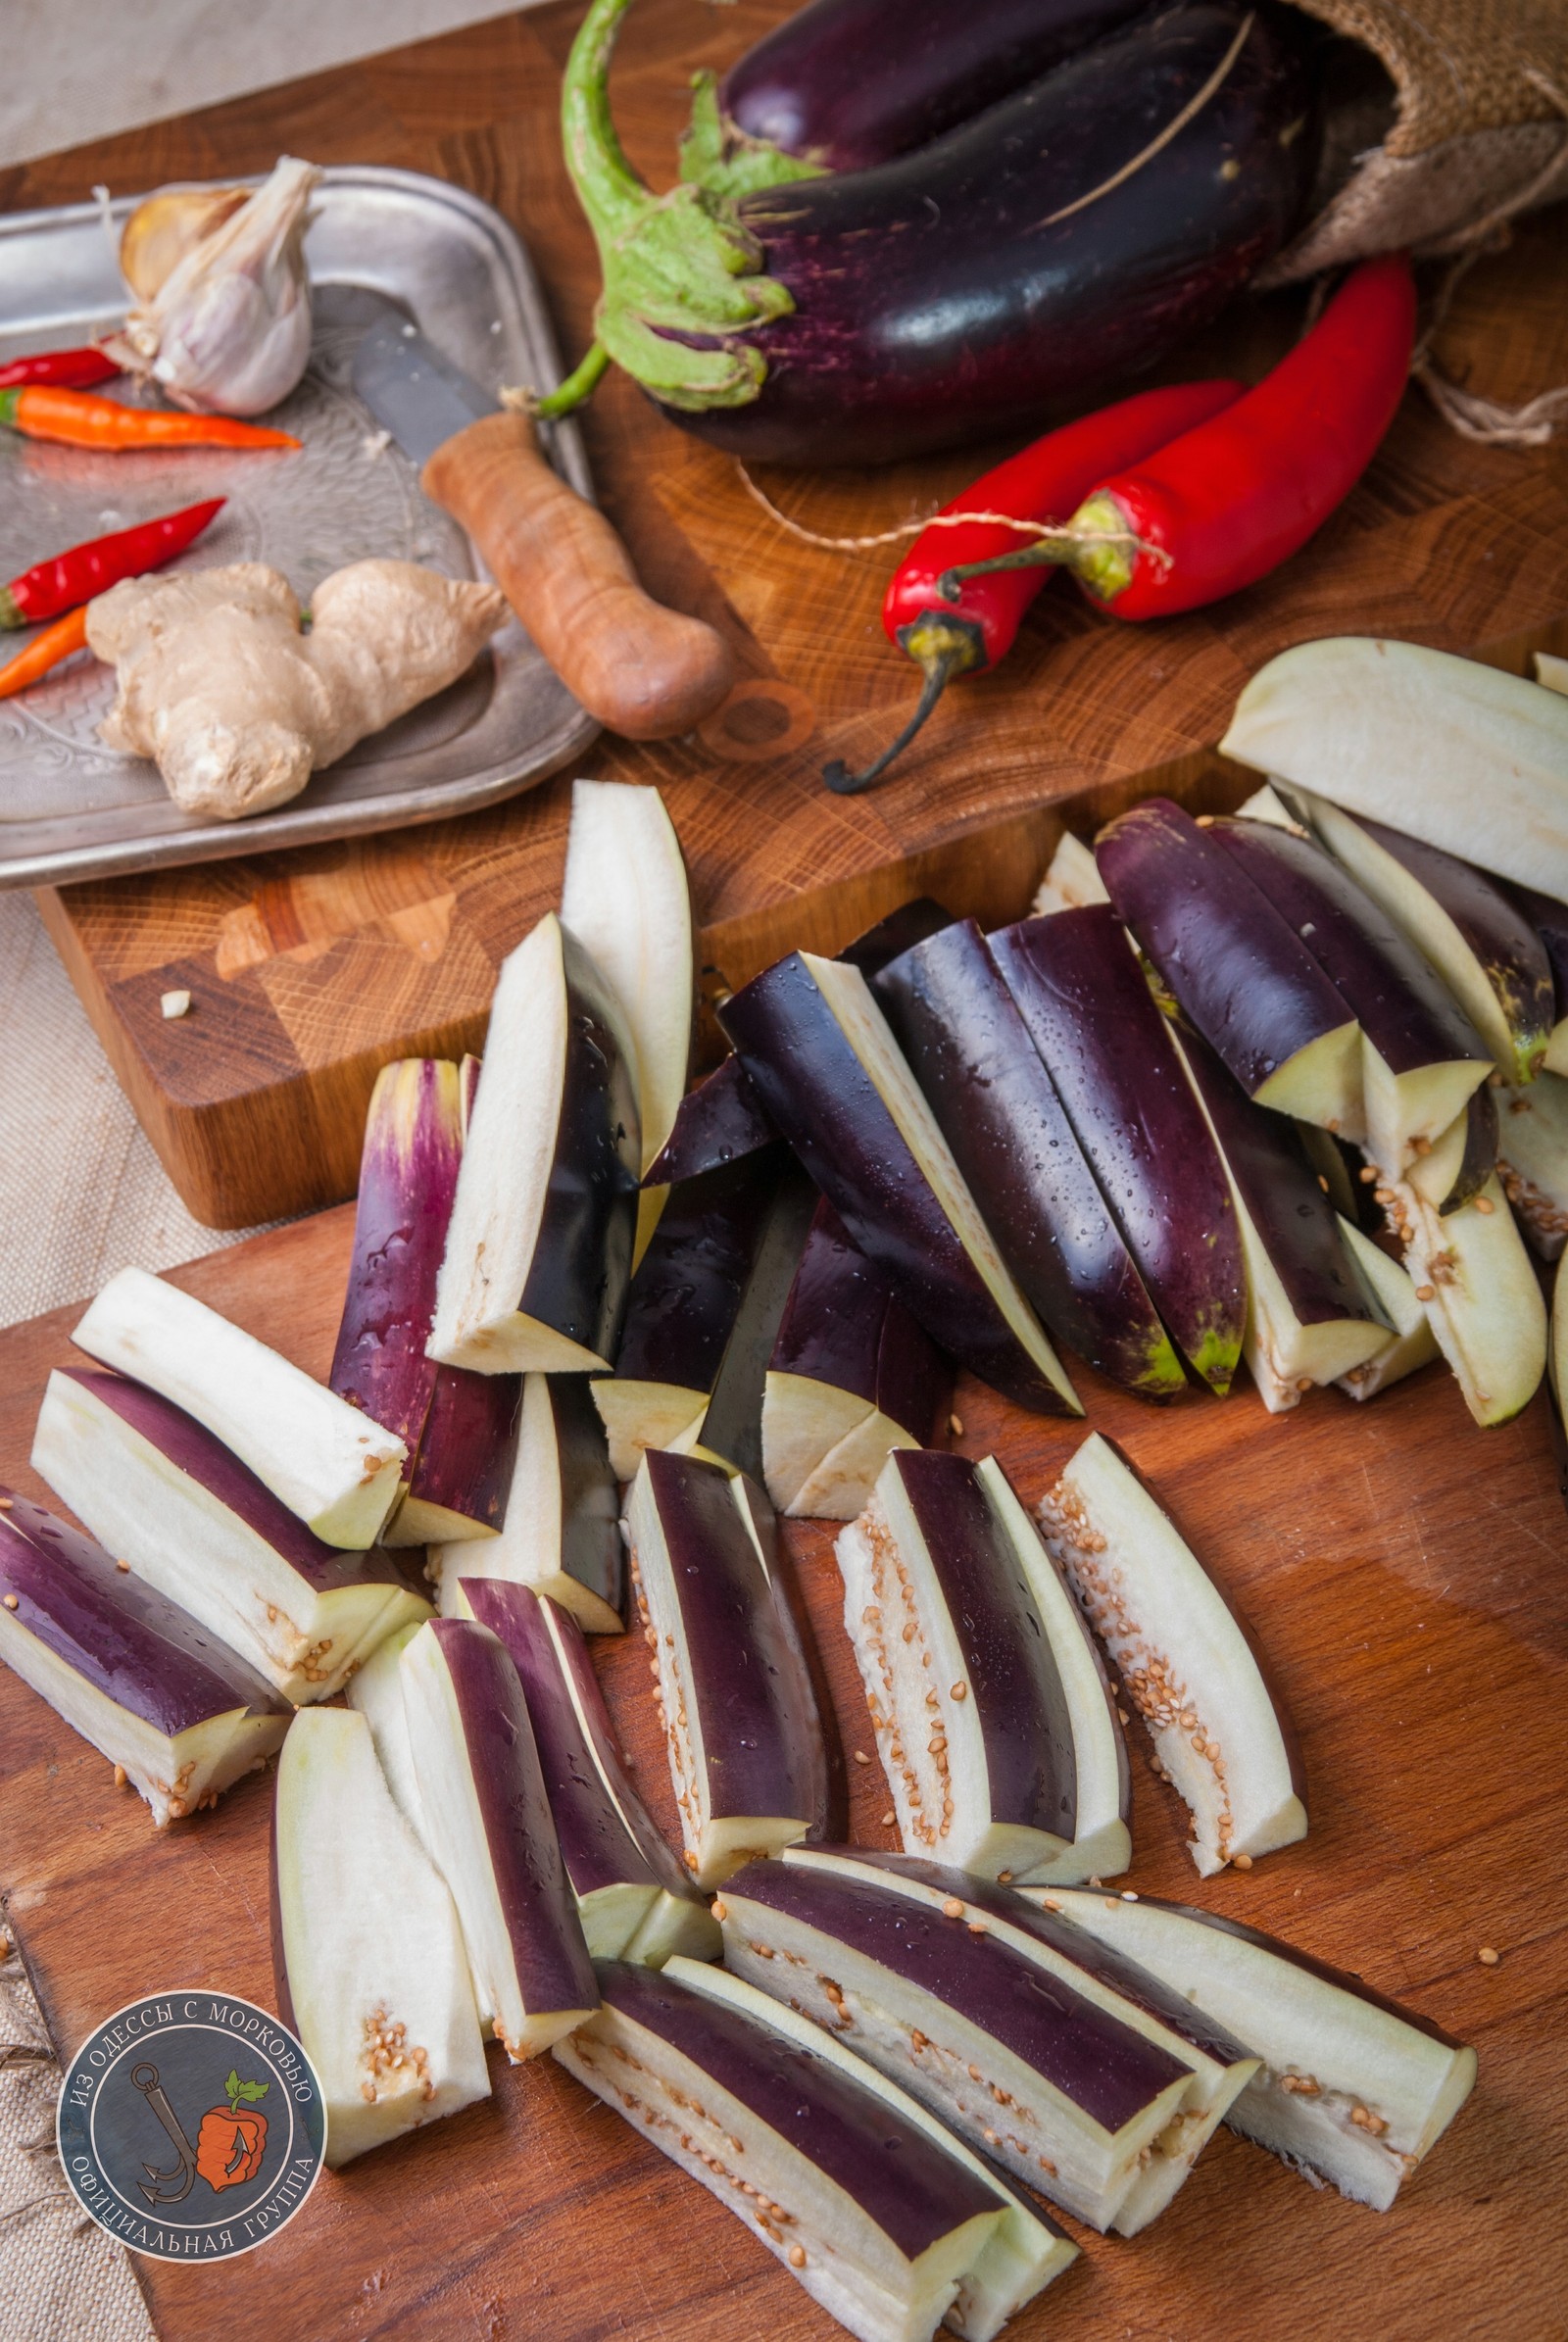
0;167;600;888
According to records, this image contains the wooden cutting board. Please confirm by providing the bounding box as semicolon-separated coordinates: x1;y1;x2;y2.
2;1214;1566;2341
9;0;1568;1226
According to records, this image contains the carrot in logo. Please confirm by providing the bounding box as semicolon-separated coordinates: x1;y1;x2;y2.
195;2069;270;2191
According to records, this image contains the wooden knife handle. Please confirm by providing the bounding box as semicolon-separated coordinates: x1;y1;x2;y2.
421;412;733;741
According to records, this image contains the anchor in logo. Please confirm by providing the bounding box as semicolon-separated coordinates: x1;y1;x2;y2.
130;2063;270;2206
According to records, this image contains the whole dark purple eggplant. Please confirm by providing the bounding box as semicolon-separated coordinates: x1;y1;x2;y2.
689;0;1152;185
557;0;1315;466
875;918;1185;1398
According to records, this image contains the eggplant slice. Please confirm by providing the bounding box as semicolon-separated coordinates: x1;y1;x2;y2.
435;1372;623;1635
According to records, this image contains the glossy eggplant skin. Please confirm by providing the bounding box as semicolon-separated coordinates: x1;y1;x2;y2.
1096;800;1356;1100
591;1959;1004;2256
539;1377;626;1623
836;897;955;979
642;1056;778;1188
896;1452;1077;1840
721;952;1074;1413
670;5;1314;466
1438;1083;1499;1215
1175;1025;1383;1330
989;910;1245;1394
696;1160;820;1482
1510;881;1568;1016
0;1488;285;1736
771;1199;950;1443
1210;820;1490;1072
613;1153;790;1398
876;920;1186;1396
716;0;1151;175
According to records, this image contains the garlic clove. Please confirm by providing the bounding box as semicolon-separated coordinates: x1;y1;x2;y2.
120;184;250;303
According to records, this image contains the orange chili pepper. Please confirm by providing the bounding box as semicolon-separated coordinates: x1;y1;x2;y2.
0;385;300;452
0;607;90;700
194;2069;270;2191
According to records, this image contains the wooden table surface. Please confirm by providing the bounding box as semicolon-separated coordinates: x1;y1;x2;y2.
6;0;1567;1225
1;1210;1565;2342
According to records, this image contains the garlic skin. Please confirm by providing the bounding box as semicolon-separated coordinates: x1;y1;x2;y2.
111;157;320;418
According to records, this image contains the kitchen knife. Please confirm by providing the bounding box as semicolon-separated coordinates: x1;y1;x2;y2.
351;313;733;740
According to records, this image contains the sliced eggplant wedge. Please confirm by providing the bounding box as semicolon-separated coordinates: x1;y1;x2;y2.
763;1199;952;1521
836;895;956;977
624;1449;827;1885
1508;880;1568;1074
1031;832;1107;916
434;1372;623;1635
0;1488;287;1828
330;1057;521;1547
271;1707;490;2167
689;1157;820;1481
1171;1025;1393;1410
836;1451;1129;1885
643;1053;779;1187
1035;1887;1477;2211
989;907;1245;1394
1211;816;1492;1176
1037;1433;1306;1875
452;1579;717;1965
428;912;640;1375
670;1956;1076;2342
1298;792;1554;1086
32;1368;429;1704
1496;1072;1568;1259
1403;1083;1498;1217
400;1616;599;2059
345;1620;438;1861
1387;1170;1546;1427
1096;798;1363;1131
72;1266;406;1548
1335;1221;1440;1400
722;951;1080;1415
716;1846;1258;2236
876;920;1185;1397
554;1956;1041;2342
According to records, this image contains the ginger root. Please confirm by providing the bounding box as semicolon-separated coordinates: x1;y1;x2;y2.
87;558;508;820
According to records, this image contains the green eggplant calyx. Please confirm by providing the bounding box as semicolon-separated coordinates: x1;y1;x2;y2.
679;71;828;203
562;0;794;413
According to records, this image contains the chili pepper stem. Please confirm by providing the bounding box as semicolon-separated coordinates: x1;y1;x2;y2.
823;622;983;795
0;589;22;631
938;495;1143;605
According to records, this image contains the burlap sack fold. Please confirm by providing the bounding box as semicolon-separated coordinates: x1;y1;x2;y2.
1266;0;1568;282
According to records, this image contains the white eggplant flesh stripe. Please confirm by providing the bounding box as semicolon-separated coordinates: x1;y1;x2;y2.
273;1709;489;2168
765;1374;923;1521
345;1622;439;1861
1036;1888;1477;2212
31;1370;428;1705
1393;1172;1546;1427
1038;1434;1306;1877
1219;638;1568;901
592;1378;709;1484
1336;1220;1440;1401
668;1958;1078;2342
1497;1074;1568;1261
434;1374;622;1637
1031;831;1108;917
71;1267;406;1548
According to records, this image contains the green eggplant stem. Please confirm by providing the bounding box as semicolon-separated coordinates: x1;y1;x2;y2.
533;342;612;420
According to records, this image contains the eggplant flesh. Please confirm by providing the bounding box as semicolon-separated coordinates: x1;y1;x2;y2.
400;1617;599;2059
1335;1220;1439;1400
720;951;1079;1415
836;1451;1079;1882
1386;1170;1545;1428
1497;1073;1568;1259
1405;1082;1498;1218
1032;833;1108;916
555;1957;1017;2342
625;1449;827;1884
1096;799;1364;1132
1037;1887;1477;2210
32;1367;428;1705
272;1708;489;2167
1038;1434;1306;1875
429;913;640;1375
876;918;1185;1397
989;907;1244;1394
651;3;1315;464
716;1851;1212;2235
433;1373;623;1635
0;1488;287;1828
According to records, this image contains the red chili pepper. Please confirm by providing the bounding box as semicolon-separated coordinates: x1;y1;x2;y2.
0;346;121;392
0;498;225;629
940;256;1417;623
824;379;1245;795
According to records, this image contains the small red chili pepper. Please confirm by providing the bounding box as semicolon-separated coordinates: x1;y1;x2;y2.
940;255;1417;621
0;346;122;393
0;607;90;701
824;378;1245;795
0;385;300;452
0;497;224;629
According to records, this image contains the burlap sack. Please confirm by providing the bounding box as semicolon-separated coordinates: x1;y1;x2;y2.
1265;0;1568;282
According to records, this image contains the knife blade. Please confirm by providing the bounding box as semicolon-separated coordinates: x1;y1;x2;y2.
351;315;499;471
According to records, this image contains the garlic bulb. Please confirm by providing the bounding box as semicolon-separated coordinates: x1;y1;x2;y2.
109;157;320;418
